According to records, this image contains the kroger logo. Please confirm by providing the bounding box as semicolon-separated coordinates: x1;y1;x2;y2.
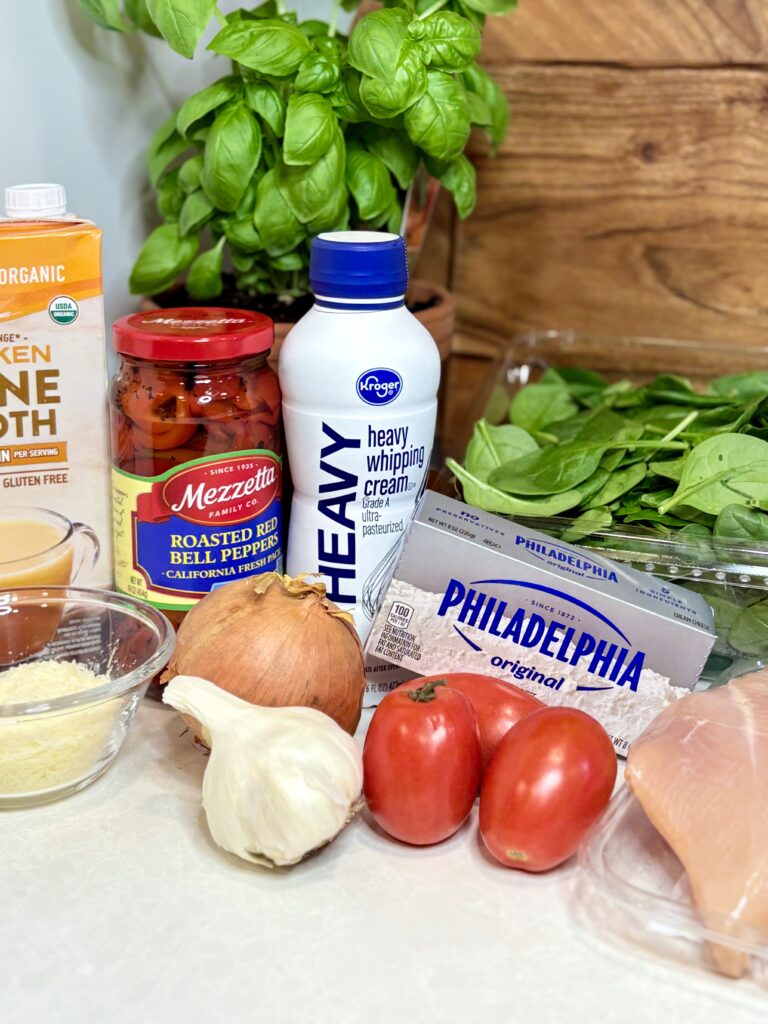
356;367;402;406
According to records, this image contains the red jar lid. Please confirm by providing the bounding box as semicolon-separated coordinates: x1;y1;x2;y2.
113;307;274;361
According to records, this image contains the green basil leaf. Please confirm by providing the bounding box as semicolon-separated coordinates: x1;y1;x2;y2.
306;186;350;234
295;52;341;94
124;0;161;34
426;153;476;217
78;0;131;31
404;70;469;161
239;1;278;17
224;217;263;252
453;1;485;29
276;128;346;223
460;0;518;11
245;82;286;136
411;11;481;72
359;41;427;119
231;249;256;274
299;19;330;38
235;173;262;216
330;69;369;124
346;147;396;222
272;251;305;271
177;77;241;137
146;0;216;58
186;237;225;300
129;223;199;295
147;131;190;188
179;188;215;236
254;169;306;256
466;90;492;126
209;19;311;75
202;104;261;212
156;169;184;221
178;154;204;193
349;8;410;80
362;126;419;190
462;64;508;148
283;93;337;167
386;199;403;234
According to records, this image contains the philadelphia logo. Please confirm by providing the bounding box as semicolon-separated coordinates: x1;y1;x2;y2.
356;367;402;406
437;577;645;692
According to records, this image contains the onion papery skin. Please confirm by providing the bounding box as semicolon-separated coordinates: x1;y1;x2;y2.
161;573;365;735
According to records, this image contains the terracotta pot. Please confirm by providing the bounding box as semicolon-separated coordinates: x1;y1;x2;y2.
141;279;454;369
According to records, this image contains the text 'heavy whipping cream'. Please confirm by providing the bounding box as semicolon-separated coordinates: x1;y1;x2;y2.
0;184;110;589
280;232;441;648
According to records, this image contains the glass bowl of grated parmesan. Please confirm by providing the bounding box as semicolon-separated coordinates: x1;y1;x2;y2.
0;587;175;808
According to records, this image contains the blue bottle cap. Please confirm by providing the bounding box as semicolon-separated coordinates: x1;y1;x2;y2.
309;231;408;303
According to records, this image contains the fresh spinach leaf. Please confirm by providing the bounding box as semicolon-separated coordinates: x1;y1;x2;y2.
730;600;768;656
659;433;768;516
447;459;582;516
714;504;768;543
509;382;578;433
464;420;538;482
561;507;612;543
585;463;648;509
708;371;768;401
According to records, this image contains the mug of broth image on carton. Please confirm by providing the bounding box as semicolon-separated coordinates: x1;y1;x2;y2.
0;184;110;586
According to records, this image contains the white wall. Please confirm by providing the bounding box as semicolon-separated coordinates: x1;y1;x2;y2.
1;0;351;329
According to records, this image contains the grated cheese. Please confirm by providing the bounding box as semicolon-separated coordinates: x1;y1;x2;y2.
0;661;121;798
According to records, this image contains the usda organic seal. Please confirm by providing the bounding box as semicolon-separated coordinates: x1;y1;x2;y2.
48;295;79;325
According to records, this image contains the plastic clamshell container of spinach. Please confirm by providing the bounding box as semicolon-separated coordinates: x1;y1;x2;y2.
441;330;768;684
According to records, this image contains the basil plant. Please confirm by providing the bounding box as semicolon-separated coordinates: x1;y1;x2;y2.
80;0;515;300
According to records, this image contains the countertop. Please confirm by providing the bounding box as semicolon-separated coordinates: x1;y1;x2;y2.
2;703;765;1024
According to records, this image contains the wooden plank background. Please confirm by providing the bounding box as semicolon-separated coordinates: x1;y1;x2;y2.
424;1;768;357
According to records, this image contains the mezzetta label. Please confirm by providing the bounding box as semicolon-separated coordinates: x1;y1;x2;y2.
112;450;282;609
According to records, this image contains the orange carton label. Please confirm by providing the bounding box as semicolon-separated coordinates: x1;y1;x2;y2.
0;220;111;588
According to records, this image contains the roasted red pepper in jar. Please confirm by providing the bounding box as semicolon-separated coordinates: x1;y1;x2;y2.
109;309;283;634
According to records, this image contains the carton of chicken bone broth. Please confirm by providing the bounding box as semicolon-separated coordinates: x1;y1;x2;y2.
0;188;111;589
365;492;716;755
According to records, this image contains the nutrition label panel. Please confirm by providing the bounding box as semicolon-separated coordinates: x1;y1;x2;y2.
373;613;423;663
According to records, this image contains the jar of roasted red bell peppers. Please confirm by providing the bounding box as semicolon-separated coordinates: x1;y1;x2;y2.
110;308;282;632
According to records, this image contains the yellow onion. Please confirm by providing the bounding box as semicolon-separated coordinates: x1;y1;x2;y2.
161;573;365;735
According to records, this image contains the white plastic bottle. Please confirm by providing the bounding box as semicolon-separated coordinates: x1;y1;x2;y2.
280;231;441;644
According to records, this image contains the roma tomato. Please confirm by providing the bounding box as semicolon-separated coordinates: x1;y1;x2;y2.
399;673;543;775
363;680;481;846
479;707;616;872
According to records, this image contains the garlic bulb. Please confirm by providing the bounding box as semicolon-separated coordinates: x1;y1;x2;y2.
163;675;363;867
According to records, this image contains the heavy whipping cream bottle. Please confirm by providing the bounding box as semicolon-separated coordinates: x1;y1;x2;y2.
280;232;440;697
